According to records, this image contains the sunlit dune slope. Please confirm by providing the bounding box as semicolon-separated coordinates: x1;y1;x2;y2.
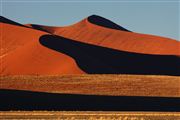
1;23;44;55
0;18;84;75
32;15;179;55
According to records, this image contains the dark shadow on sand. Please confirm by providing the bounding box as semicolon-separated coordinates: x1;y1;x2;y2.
1;16;28;28
88;15;131;32
0;89;180;111
1;16;50;33
29;24;51;33
39;35;179;76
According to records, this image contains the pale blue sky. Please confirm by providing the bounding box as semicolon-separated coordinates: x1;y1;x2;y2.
1;0;179;40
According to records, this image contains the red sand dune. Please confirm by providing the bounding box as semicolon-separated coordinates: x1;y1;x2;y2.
1;20;84;75
0;15;179;75
33;15;179;55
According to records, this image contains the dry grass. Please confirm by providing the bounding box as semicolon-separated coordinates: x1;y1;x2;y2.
0;111;180;120
0;74;179;97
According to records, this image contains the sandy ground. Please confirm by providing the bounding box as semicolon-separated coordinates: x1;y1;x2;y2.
0;74;179;97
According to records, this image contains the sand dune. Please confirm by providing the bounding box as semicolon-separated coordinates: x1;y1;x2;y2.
0;15;179;75
31;15;179;55
0;17;84;75
40;35;179;76
1;22;44;55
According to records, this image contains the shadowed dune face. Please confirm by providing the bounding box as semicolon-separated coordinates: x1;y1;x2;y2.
87;15;131;32
25;24;60;34
1;16;28;28
26;24;51;33
40;35;180;76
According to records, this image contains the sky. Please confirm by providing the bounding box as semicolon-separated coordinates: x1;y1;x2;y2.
1;0;179;40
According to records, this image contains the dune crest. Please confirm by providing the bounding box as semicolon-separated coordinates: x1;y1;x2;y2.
28;15;179;55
